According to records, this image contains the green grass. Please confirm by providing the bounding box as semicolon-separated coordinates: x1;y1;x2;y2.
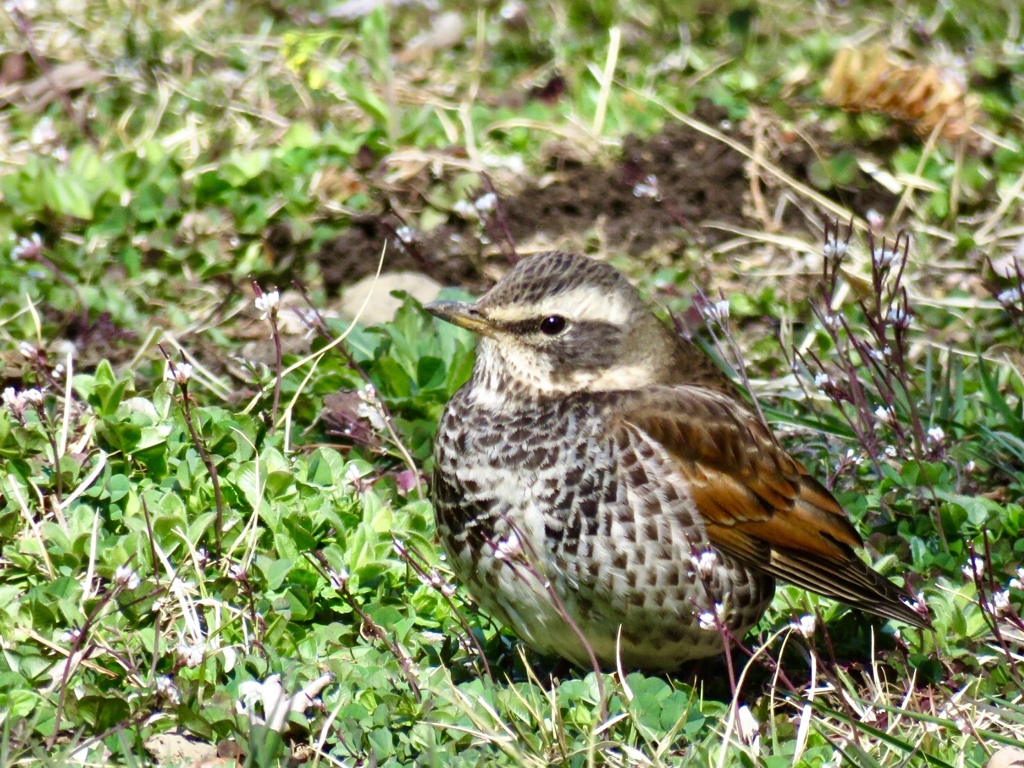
2;0;1024;764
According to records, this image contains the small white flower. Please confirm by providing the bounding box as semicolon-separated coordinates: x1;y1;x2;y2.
21;388;43;405
10;233;42;261
692;550;718;578
822;313;840;330
155;676;182;706
494;531;522;561
887;307;913;329
452;199;476;219
254;290;280;320
153;596;172;613
632;174;660;199
884;445;898;458
331;567;350;589
2;387;42;417
61;627;83;644
793;614;816;639
113;565;141;590
30;116;57;147
698;603;725;631
988;590;1012;618
998;287;1023;306
962;556;986;581
289;307;321;339
228;564;247;581
954;717;969;734
874;248;899;268
414;568;448;593
874;406;893;425
176;642;205;668
814;372;832;389
705;299;730;325
927;426;945;443
822;237;848;260
844;448;864;466
18;342;36;358
1009;568;1024;590
164;362;193;385
394;225;415;244
474;192;497;213
866;209;884;230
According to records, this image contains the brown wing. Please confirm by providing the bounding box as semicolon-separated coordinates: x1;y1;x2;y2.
615;386;931;629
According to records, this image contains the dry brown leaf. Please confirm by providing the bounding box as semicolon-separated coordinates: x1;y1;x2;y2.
823;45;978;141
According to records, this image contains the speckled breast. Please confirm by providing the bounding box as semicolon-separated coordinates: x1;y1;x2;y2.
431;385;775;670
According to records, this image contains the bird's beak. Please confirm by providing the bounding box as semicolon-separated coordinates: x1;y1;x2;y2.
424;300;497;338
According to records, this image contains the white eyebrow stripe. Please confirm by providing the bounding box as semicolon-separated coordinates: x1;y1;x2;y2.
484;285;635;326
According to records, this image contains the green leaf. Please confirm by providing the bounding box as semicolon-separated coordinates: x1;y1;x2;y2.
221;149;272;187
42;165;94;219
73;694;132;731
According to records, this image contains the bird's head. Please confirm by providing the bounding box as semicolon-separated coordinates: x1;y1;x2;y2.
425;251;680;395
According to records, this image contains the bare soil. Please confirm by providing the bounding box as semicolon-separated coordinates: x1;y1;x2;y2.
314;102;898;295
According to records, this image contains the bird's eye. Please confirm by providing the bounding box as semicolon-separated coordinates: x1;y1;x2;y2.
539;315;567;335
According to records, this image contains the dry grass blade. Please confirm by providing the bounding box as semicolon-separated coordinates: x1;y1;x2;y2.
631;85;861;227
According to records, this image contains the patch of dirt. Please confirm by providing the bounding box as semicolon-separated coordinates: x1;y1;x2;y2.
312;101;900;295
503;103;752;254
315;217;487;297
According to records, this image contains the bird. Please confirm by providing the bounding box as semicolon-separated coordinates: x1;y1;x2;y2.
426;250;930;671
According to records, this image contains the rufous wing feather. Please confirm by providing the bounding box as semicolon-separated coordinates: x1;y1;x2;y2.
618;387;931;630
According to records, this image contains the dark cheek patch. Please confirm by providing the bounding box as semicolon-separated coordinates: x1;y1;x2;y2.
548;322;623;380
